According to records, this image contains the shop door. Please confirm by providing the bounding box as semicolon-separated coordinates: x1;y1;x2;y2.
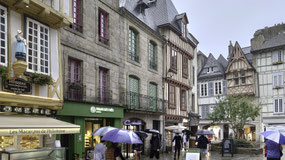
85;120;103;159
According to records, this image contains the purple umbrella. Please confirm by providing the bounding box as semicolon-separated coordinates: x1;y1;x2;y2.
102;129;143;144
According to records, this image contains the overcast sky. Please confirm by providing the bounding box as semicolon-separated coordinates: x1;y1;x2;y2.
172;0;285;59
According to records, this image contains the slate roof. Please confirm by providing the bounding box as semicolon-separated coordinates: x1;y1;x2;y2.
217;55;228;69
242;46;253;64
252;32;285;51
120;0;198;45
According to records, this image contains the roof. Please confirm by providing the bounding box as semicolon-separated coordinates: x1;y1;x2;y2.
217;55;228;69
120;0;197;45
252;32;285;51
242;46;253;64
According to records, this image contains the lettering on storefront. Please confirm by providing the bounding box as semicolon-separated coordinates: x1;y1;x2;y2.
123;119;142;126
3;78;31;94
6;128;77;135
90;106;114;114
0;106;56;116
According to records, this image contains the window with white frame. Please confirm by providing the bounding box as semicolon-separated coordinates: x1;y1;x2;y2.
0;5;7;66
272;50;283;63
26;18;49;74
274;98;284;113
214;81;222;95
200;83;208;97
207;67;214;73
273;72;283;88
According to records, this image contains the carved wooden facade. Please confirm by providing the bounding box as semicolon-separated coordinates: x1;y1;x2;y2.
226;42;256;96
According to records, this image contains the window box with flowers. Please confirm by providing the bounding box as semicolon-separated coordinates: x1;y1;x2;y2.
274;86;282;89
24;72;53;85
272;61;283;65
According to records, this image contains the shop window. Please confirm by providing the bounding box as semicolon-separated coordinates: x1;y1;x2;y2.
0;5;7;66
129;28;139;62
153;120;160;131
98;9;108;44
149;41;157;70
0;136;13;150
21;135;40;150
26;18;49;74
71;0;83;32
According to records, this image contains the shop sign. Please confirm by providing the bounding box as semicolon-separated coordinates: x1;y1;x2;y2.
123;119;142;126
0;106;56;116
3;78;31;94
90;106;114;114
4;128;80;135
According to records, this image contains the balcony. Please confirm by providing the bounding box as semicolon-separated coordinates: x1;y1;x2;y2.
65;82;85;102
4;0;72;28
120;92;167;114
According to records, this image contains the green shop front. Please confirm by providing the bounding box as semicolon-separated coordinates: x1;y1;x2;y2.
56;101;124;159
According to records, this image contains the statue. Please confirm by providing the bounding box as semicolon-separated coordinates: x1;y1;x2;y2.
15;30;27;61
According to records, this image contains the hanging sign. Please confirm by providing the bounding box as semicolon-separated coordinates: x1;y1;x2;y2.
3;78;31;94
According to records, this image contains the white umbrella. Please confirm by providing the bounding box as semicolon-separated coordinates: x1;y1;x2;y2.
93;126;117;136
165;125;187;131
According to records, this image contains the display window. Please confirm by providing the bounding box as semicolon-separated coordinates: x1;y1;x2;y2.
20;135;40;150
0;136;14;150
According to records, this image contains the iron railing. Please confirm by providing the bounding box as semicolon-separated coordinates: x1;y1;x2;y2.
97;87;112;104
65;82;85;101
120;92;167;114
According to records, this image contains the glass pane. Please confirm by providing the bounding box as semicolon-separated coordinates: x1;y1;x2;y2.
21;135;39;150
0;136;14;150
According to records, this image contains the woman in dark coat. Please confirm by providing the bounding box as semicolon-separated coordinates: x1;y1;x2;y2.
197;135;209;154
172;133;183;160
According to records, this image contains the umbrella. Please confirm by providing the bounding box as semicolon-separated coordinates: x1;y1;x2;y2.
172;130;182;134
135;131;148;139
261;131;285;144
165;125;187;131
196;129;214;135
182;129;192;135
93;126;117;136
102;129;142;144
145;129;160;134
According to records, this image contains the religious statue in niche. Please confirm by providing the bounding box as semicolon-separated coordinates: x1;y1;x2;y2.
15;30;27;61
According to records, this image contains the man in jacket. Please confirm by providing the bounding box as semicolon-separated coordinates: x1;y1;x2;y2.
150;133;161;159
172;133;183;160
197;135;209;154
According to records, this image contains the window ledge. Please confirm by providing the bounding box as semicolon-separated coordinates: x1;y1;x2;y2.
96;38;111;51
273;86;283;89
169;68;177;74
182;74;188;79
272;61;283;65
64;27;86;39
127;59;141;67
148;68;158;75
273;112;285;115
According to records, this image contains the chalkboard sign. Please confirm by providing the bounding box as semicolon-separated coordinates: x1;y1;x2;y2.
222;139;234;157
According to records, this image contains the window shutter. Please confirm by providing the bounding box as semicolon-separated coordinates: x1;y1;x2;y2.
208;82;213;96
201;106;206;118
279;99;283;113
274;99;278;113
281;73;284;87
281;50;284;62
197;84;200;98
222;80;227;95
273;74;276;88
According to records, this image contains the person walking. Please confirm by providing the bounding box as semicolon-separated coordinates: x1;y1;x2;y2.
264;139;283;160
150;133;161;159
93;140;107;160
172;133;183;160
132;138;143;160
197;135;209;154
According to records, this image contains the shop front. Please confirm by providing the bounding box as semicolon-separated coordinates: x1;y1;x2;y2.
57;101;124;159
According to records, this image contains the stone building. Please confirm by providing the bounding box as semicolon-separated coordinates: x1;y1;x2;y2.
197;51;208;74
0;0;79;157
251;24;285;139
197;53;228;140
56;0;125;159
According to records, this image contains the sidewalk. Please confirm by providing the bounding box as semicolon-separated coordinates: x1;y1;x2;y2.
127;151;266;160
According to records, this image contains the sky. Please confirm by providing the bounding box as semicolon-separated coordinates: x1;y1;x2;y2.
172;0;285;59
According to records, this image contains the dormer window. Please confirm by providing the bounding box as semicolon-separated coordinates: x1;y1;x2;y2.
181;22;186;37
207;67;214;73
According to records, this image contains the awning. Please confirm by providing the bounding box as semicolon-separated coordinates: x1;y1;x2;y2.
0;116;80;136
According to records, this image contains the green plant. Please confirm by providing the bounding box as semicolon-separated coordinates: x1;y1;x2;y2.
25;72;53;85
233;138;253;148
0;65;9;80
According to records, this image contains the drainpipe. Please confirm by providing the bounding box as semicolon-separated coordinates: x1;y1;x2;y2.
162;37;167;153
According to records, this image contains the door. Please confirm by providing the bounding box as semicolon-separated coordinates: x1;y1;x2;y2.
129;76;139;109
149;83;157;111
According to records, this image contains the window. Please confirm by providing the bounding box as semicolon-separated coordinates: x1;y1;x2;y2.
274;98;284;113
234;72;239;85
26;18;49;74
68;58;82;101
71;0;83;32
149;41;157;70
129;28;139;62
153;120;160;131
99;68;109;104
214;81;222;95
272;50;283;64
149;83;157;110
129;76;139;108
181;22;186;37
182;56;188;77
0;5;7;66
98;9;108;44
273;73;284;88
171;48;177;70
201;106;210;119
207;67;214;73
168;84;175;108
191;94;195;112
200;83;208;97
241;70;246;84
181;89;187;111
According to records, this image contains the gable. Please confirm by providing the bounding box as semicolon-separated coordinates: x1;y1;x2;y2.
198;54;225;79
225;42;254;73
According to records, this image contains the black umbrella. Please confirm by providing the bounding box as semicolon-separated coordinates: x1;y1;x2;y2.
182;129;192;135
135;131;148;139
145;129;160;134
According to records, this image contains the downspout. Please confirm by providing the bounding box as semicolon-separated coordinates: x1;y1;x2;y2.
162;38;167;153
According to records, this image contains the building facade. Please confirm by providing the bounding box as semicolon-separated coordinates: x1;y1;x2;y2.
251;24;285;141
197;53;228;140
56;0;124;159
0;0;79;157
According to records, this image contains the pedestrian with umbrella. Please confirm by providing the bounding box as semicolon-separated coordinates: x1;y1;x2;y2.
172;131;183;160
146;129;161;160
133;131;147;160
93;138;107;160
197;135;210;154
262;131;284;160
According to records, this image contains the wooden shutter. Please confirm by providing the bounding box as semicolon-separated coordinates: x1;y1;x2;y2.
197;84;200;98
223;80;227;94
273;74;277;88
279;99;283;113
208;82;213;96
274;99;278;113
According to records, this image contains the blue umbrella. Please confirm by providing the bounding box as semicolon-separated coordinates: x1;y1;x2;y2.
261;131;285;144
196;129;214;135
93;126;117;136
102;129;143;144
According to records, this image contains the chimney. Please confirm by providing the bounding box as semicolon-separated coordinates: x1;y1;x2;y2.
228;40;233;60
